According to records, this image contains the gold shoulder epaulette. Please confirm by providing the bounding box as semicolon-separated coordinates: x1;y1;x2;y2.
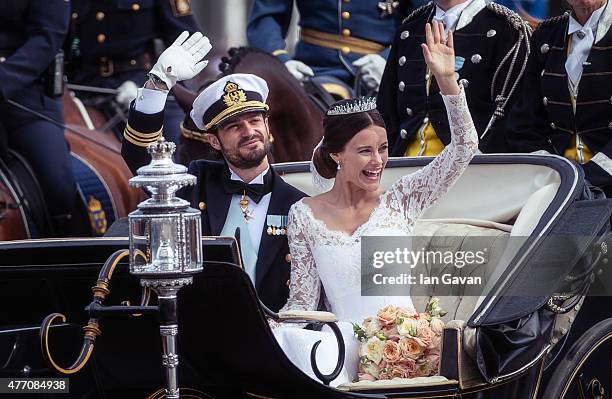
486;2;530;32
402;1;434;24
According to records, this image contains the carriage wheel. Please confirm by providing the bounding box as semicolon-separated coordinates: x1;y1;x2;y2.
542;318;612;399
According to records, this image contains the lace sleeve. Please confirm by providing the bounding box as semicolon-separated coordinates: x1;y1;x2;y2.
385;85;479;220
269;201;321;329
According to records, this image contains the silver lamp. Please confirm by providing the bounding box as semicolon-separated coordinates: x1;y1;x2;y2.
128;138;203;399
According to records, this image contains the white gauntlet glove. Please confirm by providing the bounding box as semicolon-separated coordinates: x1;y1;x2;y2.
115;80;138;107
149;31;212;89
352;54;386;90
284;60;314;82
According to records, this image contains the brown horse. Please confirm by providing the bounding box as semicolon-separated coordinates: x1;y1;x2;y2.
0;91;143;240
175;47;325;165
62;91;143;217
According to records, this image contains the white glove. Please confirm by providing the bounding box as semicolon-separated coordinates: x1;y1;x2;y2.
149;31;211;89
352;54;386;90
115;80;138;107
285;60;314;82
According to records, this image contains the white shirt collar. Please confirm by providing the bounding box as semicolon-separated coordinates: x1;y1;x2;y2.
229;165;269;184
568;3;606;36
435;0;474;28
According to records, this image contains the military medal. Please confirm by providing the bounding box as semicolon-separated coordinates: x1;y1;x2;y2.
266;215;288;235
240;192;253;222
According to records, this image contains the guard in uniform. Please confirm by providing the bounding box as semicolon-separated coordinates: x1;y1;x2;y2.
507;1;612;193
0;0;86;236
247;0;409;92
121;33;306;312
378;0;531;156
67;0;199;142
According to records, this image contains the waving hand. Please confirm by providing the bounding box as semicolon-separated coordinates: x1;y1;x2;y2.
421;21;460;95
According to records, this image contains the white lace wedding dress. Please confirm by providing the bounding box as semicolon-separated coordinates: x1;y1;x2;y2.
272;87;479;386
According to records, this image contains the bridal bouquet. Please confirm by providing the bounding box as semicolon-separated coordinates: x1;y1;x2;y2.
352;299;446;381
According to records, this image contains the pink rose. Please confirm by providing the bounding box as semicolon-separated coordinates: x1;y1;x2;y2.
415;350;441;376
424;349;441;373
382;340;401;363
398;358;417;377
399;336;426;360
416;320;435;348
390;364;409;379
377;305;400;327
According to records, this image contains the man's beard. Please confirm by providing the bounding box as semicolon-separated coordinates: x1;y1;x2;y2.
221;134;271;169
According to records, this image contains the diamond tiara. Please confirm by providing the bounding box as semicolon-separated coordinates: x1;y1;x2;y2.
326;97;377;116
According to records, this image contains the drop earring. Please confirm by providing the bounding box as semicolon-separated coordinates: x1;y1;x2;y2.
337;162;342;171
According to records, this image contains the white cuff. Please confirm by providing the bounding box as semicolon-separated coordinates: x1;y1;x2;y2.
134;88;168;114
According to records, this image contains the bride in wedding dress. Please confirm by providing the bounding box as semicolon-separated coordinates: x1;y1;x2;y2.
271;21;479;386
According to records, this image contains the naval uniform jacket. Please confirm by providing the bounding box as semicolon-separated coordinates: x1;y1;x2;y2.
507;9;612;190
378;0;530;155
121;107;306;312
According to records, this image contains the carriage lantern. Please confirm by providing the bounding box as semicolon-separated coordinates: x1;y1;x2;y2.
127;137;203;399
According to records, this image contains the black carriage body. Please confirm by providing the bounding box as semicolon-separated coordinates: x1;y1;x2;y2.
0;155;611;398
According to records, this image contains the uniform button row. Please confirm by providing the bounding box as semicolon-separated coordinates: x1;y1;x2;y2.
342;28;351;37
342;11;350;20
97;34;106;43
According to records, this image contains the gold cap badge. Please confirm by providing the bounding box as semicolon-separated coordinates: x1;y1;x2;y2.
223;81;248;107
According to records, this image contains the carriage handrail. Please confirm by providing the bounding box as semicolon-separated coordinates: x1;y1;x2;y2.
39;249;152;375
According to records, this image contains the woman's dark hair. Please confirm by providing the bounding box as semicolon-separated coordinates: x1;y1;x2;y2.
313;99;386;179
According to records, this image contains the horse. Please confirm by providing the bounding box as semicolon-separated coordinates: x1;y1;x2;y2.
0;90;144;240
174;47;325;165
62;92;144;219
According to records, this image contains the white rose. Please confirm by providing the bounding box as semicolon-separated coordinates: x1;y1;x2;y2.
360;336;384;364
397;319;419;337
365;317;381;337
